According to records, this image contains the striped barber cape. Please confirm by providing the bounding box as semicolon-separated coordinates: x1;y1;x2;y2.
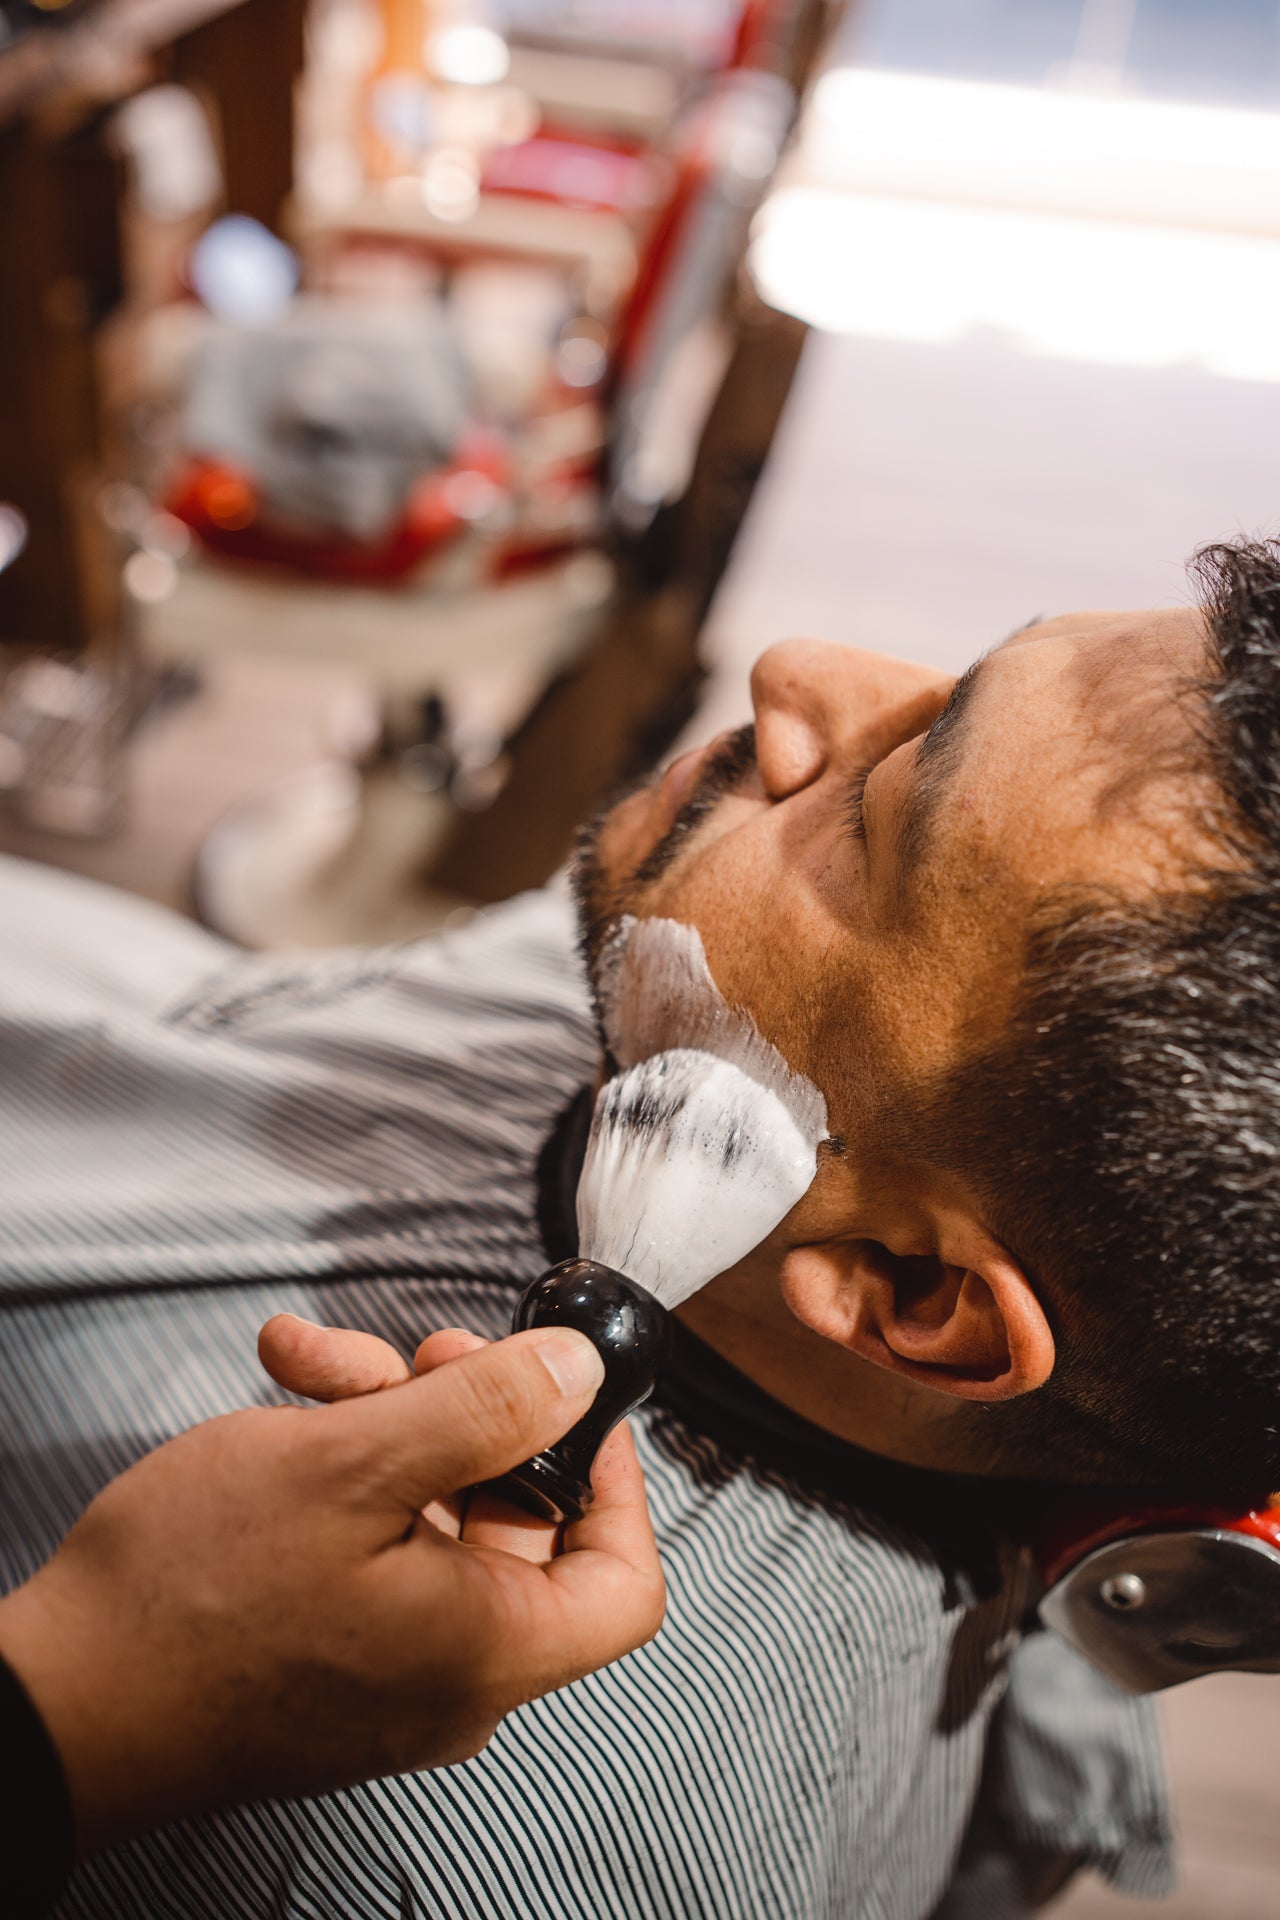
0;854;1172;1920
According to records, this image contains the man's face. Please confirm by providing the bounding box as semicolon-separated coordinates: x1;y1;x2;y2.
576;607;1213;1314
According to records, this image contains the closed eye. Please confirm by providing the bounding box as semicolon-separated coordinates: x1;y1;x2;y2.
843;765;874;843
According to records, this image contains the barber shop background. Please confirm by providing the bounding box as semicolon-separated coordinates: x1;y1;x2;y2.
2;0;1279;1910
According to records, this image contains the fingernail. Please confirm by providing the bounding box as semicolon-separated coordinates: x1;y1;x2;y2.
531;1329;605;1397
278;1312;321;1327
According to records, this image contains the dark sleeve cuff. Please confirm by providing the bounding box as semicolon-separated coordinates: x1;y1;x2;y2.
1;1649;75;1918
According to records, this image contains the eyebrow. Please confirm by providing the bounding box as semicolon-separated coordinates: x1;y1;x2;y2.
892;654;988;876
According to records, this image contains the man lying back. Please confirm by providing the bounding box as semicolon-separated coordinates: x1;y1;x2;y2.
3;540;1278;1919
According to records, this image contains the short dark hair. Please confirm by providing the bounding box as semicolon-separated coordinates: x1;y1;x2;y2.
923;540;1280;1497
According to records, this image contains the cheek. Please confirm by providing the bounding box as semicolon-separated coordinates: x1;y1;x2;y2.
644;834;861;1109
647;847;792;1005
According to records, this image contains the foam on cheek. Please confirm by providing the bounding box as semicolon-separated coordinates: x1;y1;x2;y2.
577;918;829;1307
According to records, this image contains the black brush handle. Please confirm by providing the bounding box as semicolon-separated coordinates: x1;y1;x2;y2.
481;1259;673;1523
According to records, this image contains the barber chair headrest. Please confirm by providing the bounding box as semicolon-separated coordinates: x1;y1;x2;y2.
1036;1496;1280;1693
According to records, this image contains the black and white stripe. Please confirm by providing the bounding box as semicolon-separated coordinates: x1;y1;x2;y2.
0;855;1171;1918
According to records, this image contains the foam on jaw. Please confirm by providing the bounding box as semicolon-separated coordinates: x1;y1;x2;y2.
577;917;829;1309
596;915;828;1140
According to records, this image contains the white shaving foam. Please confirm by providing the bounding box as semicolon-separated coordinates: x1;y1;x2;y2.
577;917;828;1308
597;916;827;1142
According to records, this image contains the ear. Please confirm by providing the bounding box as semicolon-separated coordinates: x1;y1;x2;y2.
779;1230;1055;1403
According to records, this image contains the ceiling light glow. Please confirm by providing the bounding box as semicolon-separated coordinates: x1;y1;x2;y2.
750;187;1280;383
428;25;510;88
806;67;1280;234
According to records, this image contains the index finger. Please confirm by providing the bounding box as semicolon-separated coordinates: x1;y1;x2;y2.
259;1315;413;1402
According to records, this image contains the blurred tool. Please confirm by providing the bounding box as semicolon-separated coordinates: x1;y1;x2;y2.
1038;1495;1280;1692
0;655;127;836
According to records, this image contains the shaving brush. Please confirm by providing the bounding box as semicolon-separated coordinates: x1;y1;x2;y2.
481;1043;825;1524
486;1260;673;1522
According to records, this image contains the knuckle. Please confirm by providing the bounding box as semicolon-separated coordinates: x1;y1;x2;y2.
269;1404;351;1490
642;1577;668;1642
451;1352;543;1444
452;1715;500;1765
613;1575;666;1655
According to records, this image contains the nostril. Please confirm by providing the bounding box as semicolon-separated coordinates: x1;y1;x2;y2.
755;711;827;800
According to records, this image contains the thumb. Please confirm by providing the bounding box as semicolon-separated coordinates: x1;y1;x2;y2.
338;1327;605;1509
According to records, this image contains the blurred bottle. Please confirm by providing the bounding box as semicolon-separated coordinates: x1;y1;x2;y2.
363;0;440;181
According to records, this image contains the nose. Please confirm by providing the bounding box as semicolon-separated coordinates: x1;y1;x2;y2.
751;640;954;802
750;641;834;799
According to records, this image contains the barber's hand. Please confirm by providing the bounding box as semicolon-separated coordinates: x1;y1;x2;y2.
0;1324;665;1860
258;1315;633;1567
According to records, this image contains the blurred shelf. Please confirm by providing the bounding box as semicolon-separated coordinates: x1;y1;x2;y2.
0;0;241;124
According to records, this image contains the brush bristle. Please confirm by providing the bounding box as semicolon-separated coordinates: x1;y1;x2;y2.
576;1048;821;1309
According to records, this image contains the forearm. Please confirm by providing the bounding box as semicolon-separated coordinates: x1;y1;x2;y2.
0;1329;660;1884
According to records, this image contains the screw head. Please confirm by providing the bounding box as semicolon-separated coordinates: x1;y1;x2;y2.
1100;1572;1147;1611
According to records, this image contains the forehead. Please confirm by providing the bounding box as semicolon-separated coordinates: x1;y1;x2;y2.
1001;603;1209;688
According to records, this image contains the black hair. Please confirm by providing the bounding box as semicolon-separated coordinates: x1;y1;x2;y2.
927;541;1280;1496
